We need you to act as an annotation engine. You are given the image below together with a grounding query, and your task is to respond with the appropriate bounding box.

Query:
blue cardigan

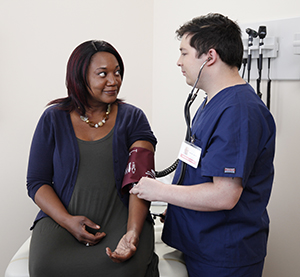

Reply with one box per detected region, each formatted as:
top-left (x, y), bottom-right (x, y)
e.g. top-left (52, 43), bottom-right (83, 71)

top-left (27, 102), bottom-right (157, 229)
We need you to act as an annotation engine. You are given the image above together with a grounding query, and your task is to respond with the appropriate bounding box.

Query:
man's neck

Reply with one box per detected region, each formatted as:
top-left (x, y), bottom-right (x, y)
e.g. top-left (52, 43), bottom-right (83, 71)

top-left (205, 66), bottom-right (245, 103)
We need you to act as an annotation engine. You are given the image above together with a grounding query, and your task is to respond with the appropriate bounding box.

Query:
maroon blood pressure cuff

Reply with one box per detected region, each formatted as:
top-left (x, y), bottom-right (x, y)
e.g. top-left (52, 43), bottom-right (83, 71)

top-left (121, 147), bottom-right (155, 194)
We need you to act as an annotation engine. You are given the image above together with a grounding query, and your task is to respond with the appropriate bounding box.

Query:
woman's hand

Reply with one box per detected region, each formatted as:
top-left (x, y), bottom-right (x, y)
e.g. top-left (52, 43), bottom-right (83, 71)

top-left (34, 185), bottom-right (106, 246)
top-left (63, 215), bottom-right (106, 246)
top-left (160, 209), bottom-right (167, 223)
top-left (106, 230), bottom-right (139, 263)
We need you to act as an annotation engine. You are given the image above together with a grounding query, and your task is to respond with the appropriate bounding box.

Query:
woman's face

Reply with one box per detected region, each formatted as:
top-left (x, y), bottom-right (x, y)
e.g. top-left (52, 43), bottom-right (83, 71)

top-left (86, 51), bottom-right (122, 105)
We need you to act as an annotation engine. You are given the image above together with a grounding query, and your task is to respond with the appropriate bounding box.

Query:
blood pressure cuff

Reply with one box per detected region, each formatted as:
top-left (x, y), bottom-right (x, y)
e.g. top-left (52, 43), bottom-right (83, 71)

top-left (121, 147), bottom-right (155, 194)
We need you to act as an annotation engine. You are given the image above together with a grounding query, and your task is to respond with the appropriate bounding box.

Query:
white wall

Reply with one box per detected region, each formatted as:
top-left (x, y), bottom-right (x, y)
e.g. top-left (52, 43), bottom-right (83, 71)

top-left (1, 0), bottom-right (300, 276)
top-left (152, 1), bottom-right (300, 277)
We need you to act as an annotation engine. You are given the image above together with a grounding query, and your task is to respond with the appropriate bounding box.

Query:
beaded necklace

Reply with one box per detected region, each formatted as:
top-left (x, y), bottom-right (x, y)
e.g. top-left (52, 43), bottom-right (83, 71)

top-left (80, 104), bottom-right (111, 128)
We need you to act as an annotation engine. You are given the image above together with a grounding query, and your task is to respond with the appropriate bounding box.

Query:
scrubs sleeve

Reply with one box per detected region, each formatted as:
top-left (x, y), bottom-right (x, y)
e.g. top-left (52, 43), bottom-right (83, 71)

top-left (200, 105), bottom-right (249, 183)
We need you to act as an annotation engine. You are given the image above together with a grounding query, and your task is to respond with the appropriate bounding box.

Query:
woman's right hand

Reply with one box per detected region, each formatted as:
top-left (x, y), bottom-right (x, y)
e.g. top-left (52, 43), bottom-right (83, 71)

top-left (34, 185), bottom-right (106, 246)
top-left (63, 215), bottom-right (106, 246)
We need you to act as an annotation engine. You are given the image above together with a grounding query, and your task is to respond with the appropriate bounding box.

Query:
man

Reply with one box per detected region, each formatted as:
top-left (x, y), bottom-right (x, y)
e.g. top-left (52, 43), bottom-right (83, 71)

top-left (131, 13), bottom-right (276, 277)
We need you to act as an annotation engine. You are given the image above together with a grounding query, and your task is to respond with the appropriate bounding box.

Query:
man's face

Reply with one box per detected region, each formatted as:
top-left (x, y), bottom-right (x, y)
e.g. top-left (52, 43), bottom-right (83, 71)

top-left (177, 34), bottom-right (205, 88)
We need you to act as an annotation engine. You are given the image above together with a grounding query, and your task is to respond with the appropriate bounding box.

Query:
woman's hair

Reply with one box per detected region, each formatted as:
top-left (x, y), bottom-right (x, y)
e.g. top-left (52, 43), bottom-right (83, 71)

top-left (48, 40), bottom-right (124, 115)
top-left (176, 13), bottom-right (243, 69)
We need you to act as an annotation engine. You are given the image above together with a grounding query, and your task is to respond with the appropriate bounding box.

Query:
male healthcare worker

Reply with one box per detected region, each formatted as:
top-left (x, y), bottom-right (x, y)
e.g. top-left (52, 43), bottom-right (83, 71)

top-left (131, 13), bottom-right (276, 277)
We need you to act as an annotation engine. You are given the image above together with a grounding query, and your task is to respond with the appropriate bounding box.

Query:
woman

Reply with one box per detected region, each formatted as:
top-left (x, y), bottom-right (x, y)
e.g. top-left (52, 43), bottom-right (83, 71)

top-left (27, 40), bottom-right (158, 276)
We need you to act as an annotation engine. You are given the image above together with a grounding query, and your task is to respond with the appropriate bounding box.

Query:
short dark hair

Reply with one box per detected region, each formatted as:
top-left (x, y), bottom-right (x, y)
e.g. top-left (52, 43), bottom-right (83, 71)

top-left (176, 13), bottom-right (243, 69)
top-left (48, 40), bottom-right (124, 114)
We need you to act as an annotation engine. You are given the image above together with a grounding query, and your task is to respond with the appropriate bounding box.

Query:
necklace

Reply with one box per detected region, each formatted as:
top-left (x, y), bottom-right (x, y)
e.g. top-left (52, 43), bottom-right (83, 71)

top-left (80, 104), bottom-right (111, 128)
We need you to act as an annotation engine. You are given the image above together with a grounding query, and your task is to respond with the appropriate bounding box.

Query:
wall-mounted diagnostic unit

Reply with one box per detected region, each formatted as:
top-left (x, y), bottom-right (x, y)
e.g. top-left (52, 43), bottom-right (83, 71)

top-left (239, 17), bottom-right (300, 81)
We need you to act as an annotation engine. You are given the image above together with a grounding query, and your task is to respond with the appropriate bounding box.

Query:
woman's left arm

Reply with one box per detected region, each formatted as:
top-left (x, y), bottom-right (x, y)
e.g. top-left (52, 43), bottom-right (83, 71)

top-left (106, 140), bottom-right (154, 263)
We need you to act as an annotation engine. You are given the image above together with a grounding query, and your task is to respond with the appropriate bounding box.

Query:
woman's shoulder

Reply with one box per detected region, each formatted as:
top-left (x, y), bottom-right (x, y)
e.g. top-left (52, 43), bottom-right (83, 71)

top-left (42, 104), bottom-right (68, 115)
top-left (116, 101), bottom-right (151, 129)
top-left (117, 101), bottom-right (144, 115)
top-left (39, 104), bottom-right (69, 124)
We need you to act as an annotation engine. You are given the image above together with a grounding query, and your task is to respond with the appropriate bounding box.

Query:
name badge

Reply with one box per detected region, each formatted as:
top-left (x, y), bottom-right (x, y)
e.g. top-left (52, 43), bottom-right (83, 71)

top-left (178, 141), bottom-right (202, 168)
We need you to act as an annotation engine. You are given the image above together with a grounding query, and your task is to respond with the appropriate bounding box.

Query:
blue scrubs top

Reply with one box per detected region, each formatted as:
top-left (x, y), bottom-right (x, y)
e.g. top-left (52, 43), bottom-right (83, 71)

top-left (162, 83), bottom-right (276, 267)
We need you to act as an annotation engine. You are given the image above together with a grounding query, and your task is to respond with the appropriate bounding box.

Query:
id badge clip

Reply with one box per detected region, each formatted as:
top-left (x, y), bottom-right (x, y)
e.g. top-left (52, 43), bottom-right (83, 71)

top-left (178, 140), bottom-right (202, 168)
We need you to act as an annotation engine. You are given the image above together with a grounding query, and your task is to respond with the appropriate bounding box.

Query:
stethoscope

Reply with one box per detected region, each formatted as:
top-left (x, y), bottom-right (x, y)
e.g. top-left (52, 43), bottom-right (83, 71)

top-left (152, 58), bottom-right (211, 220)
top-left (176, 57), bottom-right (211, 184)
top-left (155, 58), bottom-right (211, 185)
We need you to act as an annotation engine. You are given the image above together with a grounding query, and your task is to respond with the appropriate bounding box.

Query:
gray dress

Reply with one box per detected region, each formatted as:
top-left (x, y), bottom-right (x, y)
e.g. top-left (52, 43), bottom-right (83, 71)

top-left (29, 129), bottom-right (158, 276)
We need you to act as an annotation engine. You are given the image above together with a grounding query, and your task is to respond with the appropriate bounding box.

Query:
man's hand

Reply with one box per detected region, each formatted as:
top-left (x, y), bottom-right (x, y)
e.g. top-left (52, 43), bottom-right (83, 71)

top-left (130, 177), bottom-right (164, 202)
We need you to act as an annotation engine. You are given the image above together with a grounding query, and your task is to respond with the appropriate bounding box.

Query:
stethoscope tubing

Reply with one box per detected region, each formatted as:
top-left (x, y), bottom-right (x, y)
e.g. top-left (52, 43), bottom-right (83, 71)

top-left (176, 59), bottom-right (209, 185)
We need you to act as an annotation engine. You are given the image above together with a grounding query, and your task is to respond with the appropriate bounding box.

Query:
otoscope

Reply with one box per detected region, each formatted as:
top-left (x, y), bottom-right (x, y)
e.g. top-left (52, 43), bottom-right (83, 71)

top-left (256, 26), bottom-right (267, 99)
top-left (267, 58), bottom-right (272, 110)
top-left (155, 58), bottom-right (211, 185)
top-left (246, 28), bottom-right (258, 82)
